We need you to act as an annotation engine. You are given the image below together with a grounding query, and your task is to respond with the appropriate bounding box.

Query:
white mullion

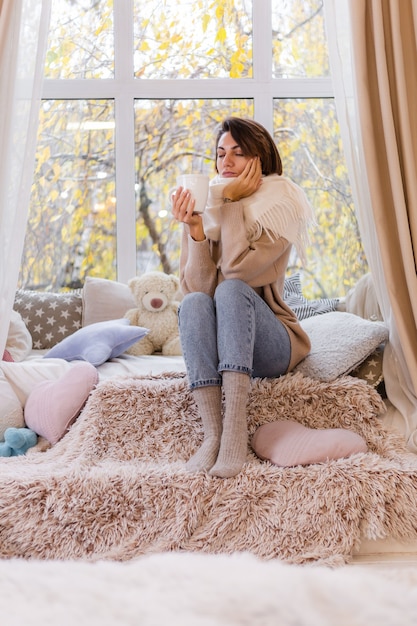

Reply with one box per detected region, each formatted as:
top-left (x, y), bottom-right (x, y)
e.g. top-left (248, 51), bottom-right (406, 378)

top-left (42, 79), bottom-right (118, 99)
top-left (270, 78), bottom-right (334, 99)
top-left (114, 0), bottom-right (134, 81)
top-left (131, 79), bottom-right (256, 99)
top-left (114, 0), bottom-right (137, 282)
top-left (252, 0), bottom-right (273, 132)
top-left (114, 95), bottom-right (137, 283)
top-left (41, 77), bottom-right (333, 101)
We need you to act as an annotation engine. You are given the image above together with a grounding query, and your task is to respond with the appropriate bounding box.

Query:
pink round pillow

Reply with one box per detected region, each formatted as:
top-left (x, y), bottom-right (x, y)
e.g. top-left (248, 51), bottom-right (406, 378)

top-left (24, 361), bottom-right (98, 444)
top-left (251, 420), bottom-right (368, 468)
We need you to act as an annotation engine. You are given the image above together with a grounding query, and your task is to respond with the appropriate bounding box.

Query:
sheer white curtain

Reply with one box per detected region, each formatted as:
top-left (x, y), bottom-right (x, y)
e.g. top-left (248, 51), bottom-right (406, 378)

top-left (0, 0), bottom-right (51, 354)
top-left (324, 0), bottom-right (417, 451)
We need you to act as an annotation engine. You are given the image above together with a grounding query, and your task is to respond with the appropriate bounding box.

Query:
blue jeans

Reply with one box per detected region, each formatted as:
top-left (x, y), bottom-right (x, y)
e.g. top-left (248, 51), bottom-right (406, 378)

top-left (178, 279), bottom-right (291, 389)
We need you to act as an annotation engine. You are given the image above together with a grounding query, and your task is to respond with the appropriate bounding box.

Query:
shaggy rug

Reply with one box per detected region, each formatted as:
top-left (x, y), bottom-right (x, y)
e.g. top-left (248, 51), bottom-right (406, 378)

top-left (2, 552), bottom-right (417, 626)
top-left (1, 372), bottom-right (417, 564)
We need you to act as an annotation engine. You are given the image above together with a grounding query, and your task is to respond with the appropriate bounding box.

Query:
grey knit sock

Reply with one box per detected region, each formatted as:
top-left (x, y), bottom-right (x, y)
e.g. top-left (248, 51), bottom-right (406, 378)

top-left (186, 385), bottom-right (222, 472)
top-left (210, 371), bottom-right (250, 478)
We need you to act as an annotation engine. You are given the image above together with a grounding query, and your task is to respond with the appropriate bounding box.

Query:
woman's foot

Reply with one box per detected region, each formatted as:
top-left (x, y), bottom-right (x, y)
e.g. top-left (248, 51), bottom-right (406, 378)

top-left (186, 385), bottom-right (222, 472)
top-left (186, 436), bottom-right (221, 472)
top-left (209, 427), bottom-right (248, 478)
top-left (209, 371), bottom-right (250, 478)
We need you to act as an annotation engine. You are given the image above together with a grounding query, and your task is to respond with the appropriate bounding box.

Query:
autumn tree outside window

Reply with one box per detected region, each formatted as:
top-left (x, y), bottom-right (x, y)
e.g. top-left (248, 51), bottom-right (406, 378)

top-left (21, 0), bottom-right (367, 298)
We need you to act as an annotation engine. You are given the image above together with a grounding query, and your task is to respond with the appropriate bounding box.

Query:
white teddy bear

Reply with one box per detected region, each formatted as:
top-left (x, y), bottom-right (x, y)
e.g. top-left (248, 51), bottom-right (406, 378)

top-left (124, 271), bottom-right (182, 356)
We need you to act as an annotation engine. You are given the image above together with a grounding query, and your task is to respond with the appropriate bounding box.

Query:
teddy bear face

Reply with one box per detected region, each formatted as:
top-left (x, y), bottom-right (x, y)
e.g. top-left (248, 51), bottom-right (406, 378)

top-left (128, 272), bottom-right (180, 313)
top-left (141, 290), bottom-right (170, 313)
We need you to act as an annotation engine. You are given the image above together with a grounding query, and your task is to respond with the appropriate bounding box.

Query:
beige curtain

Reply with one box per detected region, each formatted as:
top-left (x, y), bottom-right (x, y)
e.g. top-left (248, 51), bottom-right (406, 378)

top-left (325, 0), bottom-right (417, 450)
top-left (0, 0), bottom-right (51, 353)
top-left (351, 0), bottom-right (417, 373)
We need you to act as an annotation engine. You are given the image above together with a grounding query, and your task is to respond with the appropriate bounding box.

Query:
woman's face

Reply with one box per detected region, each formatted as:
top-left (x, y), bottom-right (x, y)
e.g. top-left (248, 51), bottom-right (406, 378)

top-left (216, 132), bottom-right (252, 178)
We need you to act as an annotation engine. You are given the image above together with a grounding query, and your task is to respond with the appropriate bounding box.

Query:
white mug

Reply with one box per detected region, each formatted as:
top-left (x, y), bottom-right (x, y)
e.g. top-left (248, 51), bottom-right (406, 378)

top-left (170, 173), bottom-right (210, 214)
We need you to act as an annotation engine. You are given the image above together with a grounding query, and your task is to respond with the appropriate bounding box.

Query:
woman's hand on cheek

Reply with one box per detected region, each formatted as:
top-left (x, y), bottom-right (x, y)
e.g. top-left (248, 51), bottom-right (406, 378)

top-left (223, 157), bottom-right (263, 202)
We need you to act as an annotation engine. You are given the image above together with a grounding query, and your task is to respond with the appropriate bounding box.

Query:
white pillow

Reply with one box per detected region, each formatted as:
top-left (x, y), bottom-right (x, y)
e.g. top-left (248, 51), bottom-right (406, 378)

top-left (294, 311), bottom-right (389, 382)
top-left (345, 273), bottom-right (383, 321)
top-left (5, 310), bottom-right (32, 361)
top-left (0, 370), bottom-right (25, 439)
top-left (1, 358), bottom-right (73, 406)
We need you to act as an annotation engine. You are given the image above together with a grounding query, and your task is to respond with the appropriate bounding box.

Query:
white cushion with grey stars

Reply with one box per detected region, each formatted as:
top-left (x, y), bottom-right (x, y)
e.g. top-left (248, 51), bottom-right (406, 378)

top-left (14, 290), bottom-right (83, 350)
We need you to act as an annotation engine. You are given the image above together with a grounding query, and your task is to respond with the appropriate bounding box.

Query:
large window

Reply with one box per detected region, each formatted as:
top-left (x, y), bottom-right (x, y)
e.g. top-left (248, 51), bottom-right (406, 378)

top-left (21, 0), bottom-right (367, 297)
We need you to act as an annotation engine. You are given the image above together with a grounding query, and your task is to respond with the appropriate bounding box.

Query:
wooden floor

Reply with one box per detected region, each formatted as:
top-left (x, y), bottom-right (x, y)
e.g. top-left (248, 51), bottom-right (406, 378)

top-left (348, 402), bottom-right (417, 568)
top-left (352, 536), bottom-right (417, 568)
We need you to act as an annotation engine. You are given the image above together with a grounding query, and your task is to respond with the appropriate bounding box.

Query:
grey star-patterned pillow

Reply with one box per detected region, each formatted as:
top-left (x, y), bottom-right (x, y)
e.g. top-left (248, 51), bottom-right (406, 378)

top-left (14, 290), bottom-right (83, 350)
top-left (349, 343), bottom-right (385, 388)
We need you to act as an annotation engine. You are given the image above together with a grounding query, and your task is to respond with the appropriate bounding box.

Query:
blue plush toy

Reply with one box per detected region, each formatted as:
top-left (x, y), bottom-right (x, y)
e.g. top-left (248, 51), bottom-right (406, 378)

top-left (0, 427), bottom-right (38, 457)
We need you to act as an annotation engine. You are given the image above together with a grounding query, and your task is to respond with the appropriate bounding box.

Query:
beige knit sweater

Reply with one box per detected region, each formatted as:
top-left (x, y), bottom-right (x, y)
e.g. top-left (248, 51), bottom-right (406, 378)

top-left (179, 199), bottom-right (311, 372)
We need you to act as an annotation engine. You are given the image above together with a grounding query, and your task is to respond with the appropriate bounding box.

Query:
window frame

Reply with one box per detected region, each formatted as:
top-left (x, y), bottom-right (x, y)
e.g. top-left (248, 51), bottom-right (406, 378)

top-left (41, 0), bottom-right (333, 282)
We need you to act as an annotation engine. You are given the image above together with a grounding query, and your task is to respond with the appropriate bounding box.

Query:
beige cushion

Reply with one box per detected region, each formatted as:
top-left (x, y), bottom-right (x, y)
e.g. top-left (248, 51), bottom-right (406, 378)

top-left (82, 277), bottom-right (135, 326)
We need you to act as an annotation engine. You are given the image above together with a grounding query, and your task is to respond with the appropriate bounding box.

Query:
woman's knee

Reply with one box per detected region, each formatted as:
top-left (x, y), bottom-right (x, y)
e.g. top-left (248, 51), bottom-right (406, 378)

top-left (179, 292), bottom-right (212, 320)
top-left (214, 279), bottom-right (249, 303)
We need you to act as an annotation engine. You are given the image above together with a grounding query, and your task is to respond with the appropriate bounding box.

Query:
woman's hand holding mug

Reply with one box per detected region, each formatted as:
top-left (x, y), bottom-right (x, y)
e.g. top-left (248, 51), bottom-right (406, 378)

top-left (170, 173), bottom-right (209, 241)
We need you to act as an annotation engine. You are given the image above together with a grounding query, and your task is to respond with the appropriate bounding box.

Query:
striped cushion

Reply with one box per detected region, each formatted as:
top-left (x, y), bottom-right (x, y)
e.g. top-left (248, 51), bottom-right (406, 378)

top-left (284, 273), bottom-right (339, 320)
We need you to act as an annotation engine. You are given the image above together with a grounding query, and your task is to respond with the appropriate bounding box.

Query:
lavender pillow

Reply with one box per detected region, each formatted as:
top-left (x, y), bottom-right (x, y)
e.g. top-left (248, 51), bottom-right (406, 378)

top-left (43, 319), bottom-right (148, 367)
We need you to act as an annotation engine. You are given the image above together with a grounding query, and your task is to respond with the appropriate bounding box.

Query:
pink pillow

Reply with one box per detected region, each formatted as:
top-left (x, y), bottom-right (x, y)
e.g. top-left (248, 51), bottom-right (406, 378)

top-left (251, 420), bottom-right (368, 468)
top-left (24, 362), bottom-right (98, 444)
top-left (2, 349), bottom-right (14, 362)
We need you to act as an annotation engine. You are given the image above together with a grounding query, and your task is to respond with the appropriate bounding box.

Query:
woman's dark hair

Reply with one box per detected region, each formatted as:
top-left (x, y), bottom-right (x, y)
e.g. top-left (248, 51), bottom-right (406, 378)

top-left (215, 117), bottom-right (283, 176)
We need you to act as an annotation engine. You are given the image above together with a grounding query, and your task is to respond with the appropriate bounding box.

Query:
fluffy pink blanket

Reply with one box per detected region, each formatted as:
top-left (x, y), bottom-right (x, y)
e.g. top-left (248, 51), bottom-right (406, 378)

top-left (1, 372), bottom-right (416, 565)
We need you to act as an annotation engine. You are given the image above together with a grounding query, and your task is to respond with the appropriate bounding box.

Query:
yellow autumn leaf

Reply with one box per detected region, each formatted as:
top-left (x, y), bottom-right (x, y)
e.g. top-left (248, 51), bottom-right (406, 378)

top-left (202, 14), bottom-right (210, 32)
top-left (42, 146), bottom-right (51, 161)
top-left (216, 27), bottom-right (227, 43)
top-left (230, 62), bottom-right (244, 78)
top-left (52, 163), bottom-right (61, 178)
